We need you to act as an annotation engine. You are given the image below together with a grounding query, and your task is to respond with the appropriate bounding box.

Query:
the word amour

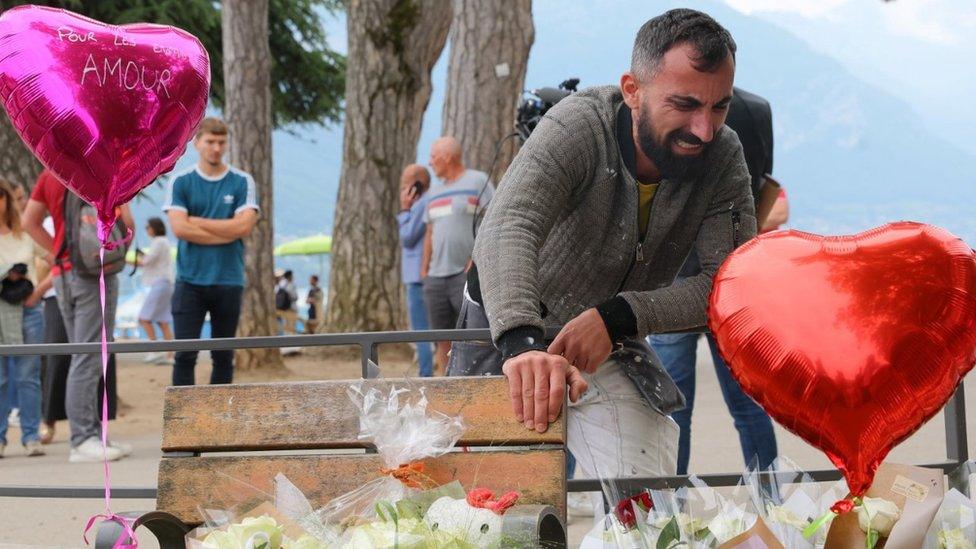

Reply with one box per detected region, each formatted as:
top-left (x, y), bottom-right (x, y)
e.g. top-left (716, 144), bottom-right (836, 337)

top-left (81, 54), bottom-right (172, 98)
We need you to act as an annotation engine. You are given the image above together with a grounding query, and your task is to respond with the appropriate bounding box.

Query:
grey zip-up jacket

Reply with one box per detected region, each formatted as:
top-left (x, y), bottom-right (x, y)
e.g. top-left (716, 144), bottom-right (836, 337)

top-left (473, 86), bottom-right (757, 357)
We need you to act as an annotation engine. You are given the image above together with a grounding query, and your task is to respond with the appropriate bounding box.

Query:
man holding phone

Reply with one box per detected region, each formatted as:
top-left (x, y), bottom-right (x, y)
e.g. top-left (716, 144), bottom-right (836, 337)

top-left (397, 164), bottom-right (435, 377)
top-left (422, 137), bottom-right (493, 373)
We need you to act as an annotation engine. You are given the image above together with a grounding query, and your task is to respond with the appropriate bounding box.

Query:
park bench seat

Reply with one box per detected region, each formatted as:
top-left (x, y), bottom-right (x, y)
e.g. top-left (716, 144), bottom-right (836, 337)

top-left (99, 376), bottom-right (568, 547)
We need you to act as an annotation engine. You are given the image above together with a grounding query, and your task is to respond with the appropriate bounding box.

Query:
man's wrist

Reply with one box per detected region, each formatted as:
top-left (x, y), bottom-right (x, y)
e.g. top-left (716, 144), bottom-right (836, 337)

top-left (497, 326), bottom-right (547, 361)
top-left (595, 296), bottom-right (637, 343)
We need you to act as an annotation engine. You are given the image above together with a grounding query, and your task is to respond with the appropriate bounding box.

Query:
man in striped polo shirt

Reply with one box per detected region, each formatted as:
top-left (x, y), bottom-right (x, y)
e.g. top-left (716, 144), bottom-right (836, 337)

top-left (421, 136), bottom-right (493, 373)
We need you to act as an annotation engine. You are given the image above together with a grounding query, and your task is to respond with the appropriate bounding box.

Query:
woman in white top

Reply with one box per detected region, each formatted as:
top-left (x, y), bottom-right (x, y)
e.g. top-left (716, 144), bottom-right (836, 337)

top-left (0, 177), bottom-right (46, 457)
top-left (136, 217), bottom-right (174, 364)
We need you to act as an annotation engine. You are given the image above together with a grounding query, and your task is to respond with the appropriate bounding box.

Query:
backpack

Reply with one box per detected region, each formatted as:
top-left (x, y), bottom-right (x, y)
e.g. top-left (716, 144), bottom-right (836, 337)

top-left (58, 191), bottom-right (130, 278)
top-left (275, 285), bottom-right (292, 311)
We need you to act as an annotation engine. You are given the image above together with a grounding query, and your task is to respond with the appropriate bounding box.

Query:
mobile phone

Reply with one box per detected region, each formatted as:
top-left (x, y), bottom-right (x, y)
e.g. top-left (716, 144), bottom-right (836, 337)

top-left (411, 180), bottom-right (423, 197)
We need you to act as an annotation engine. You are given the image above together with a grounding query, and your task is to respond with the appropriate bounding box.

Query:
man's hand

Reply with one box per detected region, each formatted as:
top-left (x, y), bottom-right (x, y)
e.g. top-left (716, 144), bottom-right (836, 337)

top-left (22, 199), bottom-right (53, 253)
top-left (189, 209), bottom-right (258, 240)
top-left (547, 308), bottom-right (614, 374)
top-left (25, 288), bottom-right (43, 308)
top-left (167, 210), bottom-right (234, 245)
top-left (501, 350), bottom-right (588, 433)
top-left (399, 185), bottom-right (419, 210)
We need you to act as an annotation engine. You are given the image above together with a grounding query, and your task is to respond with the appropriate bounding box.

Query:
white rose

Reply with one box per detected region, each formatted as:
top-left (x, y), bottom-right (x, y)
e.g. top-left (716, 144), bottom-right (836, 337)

top-left (857, 497), bottom-right (901, 537)
top-left (201, 530), bottom-right (239, 549)
top-left (765, 504), bottom-right (810, 531)
top-left (230, 516), bottom-right (285, 549)
top-left (706, 515), bottom-right (748, 544)
top-left (341, 519), bottom-right (428, 549)
top-left (938, 528), bottom-right (976, 549)
top-left (651, 513), bottom-right (702, 535)
top-left (202, 515), bottom-right (285, 549)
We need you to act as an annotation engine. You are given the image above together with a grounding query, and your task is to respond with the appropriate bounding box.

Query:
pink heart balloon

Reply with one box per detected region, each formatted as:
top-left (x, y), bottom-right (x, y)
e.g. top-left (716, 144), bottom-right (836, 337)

top-left (0, 5), bottom-right (210, 230)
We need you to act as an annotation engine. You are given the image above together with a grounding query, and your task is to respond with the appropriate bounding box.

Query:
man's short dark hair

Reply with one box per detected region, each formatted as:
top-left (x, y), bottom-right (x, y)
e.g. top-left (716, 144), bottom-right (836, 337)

top-left (147, 216), bottom-right (166, 236)
top-left (632, 9), bottom-right (736, 80)
top-left (196, 116), bottom-right (228, 138)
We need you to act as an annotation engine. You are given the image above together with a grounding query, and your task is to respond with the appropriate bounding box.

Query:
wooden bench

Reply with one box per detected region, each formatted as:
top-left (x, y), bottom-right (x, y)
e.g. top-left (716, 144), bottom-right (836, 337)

top-left (97, 377), bottom-right (567, 547)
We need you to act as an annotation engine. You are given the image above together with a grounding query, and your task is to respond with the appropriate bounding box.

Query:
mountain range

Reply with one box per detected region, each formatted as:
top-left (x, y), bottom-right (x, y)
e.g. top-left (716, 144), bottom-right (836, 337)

top-left (130, 0), bottom-right (975, 293)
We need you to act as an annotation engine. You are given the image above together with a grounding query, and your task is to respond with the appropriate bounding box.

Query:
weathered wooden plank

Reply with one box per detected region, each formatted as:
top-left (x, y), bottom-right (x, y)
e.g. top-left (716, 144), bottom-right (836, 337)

top-left (157, 450), bottom-right (566, 524)
top-left (162, 377), bottom-right (565, 451)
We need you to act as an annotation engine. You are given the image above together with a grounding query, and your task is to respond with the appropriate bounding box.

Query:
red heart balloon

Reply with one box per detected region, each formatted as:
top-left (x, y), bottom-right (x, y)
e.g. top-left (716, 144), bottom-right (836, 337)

top-left (708, 222), bottom-right (976, 496)
top-left (0, 5), bottom-right (209, 230)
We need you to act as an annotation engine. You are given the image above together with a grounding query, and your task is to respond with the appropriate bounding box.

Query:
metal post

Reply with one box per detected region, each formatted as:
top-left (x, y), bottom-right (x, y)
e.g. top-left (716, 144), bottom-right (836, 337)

top-left (360, 340), bottom-right (379, 378)
top-left (944, 385), bottom-right (969, 464)
top-left (949, 461), bottom-right (976, 497)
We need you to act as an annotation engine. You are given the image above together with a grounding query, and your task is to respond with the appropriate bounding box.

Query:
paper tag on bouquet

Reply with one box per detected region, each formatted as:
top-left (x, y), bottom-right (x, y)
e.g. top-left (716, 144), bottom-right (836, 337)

top-left (825, 463), bottom-right (944, 549)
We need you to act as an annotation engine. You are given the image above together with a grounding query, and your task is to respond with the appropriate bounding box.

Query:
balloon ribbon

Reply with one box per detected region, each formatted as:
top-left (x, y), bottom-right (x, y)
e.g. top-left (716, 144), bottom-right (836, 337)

top-left (802, 497), bottom-right (861, 540)
top-left (83, 223), bottom-right (136, 548)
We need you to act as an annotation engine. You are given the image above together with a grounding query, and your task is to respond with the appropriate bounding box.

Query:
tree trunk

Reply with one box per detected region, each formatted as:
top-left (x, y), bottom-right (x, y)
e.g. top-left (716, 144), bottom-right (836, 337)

top-left (441, 0), bottom-right (533, 176)
top-left (326, 0), bottom-right (452, 332)
top-left (222, 0), bottom-right (283, 370)
top-left (0, 111), bottom-right (42, 189)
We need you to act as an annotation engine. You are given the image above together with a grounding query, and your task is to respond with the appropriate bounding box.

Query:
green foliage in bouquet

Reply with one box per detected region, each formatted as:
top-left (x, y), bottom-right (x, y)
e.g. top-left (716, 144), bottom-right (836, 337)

top-left (647, 516), bottom-right (711, 549)
top-left (0, 0), bottom-right (346, 128)
top-left (656, 517), bottom-right (682, 549)
top-left (344, 499), bottom-right (466, 549)
top-left (201, 515), bottom-right (283, 549)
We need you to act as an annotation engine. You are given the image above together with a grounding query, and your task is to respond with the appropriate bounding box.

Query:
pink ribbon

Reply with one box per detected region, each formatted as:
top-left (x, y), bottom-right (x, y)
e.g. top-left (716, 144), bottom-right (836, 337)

top-left (84, 219), bottom-right (137, 548)
top-left (83, 514), bottom-right (137, 549)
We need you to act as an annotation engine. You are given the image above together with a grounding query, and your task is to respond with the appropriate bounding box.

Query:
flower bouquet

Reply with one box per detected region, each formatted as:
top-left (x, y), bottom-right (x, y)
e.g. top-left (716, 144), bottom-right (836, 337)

top-left (582, 475), bottom-right (782, 548)
top-left (186, 381), bottom-right (551, 548)
top-left (922, 489), bottom-right (976, 549)
top-left (822, 462), bottom-right (945, 549)
top-left (312, 382), bottom-right (537, 547)
top-left (741, 458), bottom-right (848, 548)
top-left (186, 499), bottom-right (327, 549)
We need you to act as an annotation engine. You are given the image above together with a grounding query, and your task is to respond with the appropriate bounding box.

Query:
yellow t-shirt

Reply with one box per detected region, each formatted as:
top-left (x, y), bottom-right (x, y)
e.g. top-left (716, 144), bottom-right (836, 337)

top-left (638, 182), bottom-right (659, 238)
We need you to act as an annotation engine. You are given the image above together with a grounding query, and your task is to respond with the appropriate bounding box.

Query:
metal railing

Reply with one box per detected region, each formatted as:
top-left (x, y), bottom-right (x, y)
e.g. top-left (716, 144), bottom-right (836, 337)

top-left (0, 327), bottom-right (515, 377)
top-left (0, 328), bottom-right (971, 499)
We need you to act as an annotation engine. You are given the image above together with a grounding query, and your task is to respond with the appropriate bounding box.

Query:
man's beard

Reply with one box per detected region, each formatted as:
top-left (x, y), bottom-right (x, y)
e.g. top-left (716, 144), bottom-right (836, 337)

top-left (636, 113), bottom-right (710, 180)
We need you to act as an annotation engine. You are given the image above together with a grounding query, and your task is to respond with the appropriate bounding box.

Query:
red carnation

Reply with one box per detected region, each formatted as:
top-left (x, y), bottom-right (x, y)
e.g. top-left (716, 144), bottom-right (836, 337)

top-left (613, 492), bottom-right (653, 529)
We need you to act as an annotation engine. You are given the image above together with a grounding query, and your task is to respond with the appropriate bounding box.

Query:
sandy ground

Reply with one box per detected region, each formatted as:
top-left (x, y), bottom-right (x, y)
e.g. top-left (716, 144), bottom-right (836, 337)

top-left (1, 338), bottom-right (974, 547)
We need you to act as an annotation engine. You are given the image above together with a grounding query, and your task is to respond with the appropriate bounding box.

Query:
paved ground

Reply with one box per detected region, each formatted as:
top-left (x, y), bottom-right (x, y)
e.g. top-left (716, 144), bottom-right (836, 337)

top-left (1, 340), bottom-right (974, 547)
